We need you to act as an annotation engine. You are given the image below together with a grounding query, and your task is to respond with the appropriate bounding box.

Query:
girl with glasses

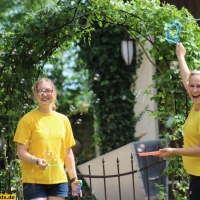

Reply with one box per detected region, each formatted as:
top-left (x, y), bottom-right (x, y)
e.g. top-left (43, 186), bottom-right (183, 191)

top-left (14, 77), bottom-right (82, 200)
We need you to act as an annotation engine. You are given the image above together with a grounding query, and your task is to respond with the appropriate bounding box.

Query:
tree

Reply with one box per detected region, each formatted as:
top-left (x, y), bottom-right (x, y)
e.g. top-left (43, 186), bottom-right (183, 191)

top-left (0, 0), bottom-right (57, 31)
top-left (0, 0), bottom-right (90, 195)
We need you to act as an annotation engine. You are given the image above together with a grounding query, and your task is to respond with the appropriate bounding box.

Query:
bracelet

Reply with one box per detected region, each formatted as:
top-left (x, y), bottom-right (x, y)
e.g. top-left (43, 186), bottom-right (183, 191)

top-left (71, 177), bottom-right (78, 182)
top-left (36, 158), bottom-right (40, 165)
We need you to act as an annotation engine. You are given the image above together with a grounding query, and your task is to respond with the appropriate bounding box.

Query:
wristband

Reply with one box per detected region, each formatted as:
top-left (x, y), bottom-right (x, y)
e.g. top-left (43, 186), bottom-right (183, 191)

top-left (71, 177), bottom-right (78, 182)
top-left (36, 158), bottom-right (40, 165)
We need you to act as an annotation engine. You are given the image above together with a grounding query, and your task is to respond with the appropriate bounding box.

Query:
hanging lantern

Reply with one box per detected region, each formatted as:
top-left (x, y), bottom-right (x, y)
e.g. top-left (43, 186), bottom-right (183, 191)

top-left (121, 37), bottom-right (134, 66)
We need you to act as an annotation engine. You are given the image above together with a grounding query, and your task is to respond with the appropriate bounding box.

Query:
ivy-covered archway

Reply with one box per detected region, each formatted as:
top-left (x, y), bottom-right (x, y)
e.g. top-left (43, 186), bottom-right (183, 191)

top-left (1, 0), bottom-right (200, 198)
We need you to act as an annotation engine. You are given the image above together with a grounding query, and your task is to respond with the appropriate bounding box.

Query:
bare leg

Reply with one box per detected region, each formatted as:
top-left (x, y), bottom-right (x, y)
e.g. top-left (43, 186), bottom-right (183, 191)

top-left (48, 197), bottom-right (65, 200)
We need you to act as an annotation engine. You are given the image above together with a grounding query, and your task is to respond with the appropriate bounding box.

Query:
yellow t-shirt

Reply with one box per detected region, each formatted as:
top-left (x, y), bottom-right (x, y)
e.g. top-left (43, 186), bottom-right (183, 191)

top-left (13, 109), bottom-right (75, 184)
top-left (183, 106), bottom-right (200, 176)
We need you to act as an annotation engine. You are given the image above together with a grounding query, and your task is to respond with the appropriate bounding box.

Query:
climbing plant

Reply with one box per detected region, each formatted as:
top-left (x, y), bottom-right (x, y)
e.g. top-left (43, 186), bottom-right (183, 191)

top-left (77, 24), bottom-right (138, 155)
top-left (1, 0), bottom-right (200, 199)
top-left (82, 1), bottom-right (200, 199)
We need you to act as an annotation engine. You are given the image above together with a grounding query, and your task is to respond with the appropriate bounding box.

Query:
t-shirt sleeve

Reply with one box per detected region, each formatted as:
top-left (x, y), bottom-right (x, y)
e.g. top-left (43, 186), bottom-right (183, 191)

top-left (13, 118), bottom-right (32, 145)
top-left (64, 117), bottom-right (76, 148)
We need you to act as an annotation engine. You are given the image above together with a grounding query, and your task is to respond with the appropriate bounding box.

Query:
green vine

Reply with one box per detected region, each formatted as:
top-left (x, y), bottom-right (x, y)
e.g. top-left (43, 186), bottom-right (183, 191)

top-left (77, 25), bottom-right (138, 154)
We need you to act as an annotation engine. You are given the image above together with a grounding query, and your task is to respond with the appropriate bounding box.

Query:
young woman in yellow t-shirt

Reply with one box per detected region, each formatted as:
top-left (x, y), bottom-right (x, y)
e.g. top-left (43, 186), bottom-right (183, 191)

top-left (14, 77), bottom-right (82, 200)
top-left (159, 43), bottom-right (200, 200)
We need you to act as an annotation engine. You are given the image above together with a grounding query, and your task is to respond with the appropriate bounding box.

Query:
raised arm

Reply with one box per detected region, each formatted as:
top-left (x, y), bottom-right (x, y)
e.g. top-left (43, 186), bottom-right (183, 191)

top-left (176, 43), bottom-right (191, 92)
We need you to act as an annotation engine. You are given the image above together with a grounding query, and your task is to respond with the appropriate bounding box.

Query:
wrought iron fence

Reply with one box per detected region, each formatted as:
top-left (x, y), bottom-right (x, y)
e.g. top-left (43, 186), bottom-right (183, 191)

top-left (75, 154), bottom-right (166, 200)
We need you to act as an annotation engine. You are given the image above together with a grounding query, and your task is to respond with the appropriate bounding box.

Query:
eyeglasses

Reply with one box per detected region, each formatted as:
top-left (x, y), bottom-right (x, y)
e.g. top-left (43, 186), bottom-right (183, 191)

top-left (37, 89), bottom-right (53, 95)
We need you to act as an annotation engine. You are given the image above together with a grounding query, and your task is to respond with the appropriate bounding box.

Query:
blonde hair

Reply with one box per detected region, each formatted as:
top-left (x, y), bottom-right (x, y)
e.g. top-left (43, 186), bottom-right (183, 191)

top-left (32, 77), bottom-right (57, 110)
top-left (188, 70), bottom-right (200, 82)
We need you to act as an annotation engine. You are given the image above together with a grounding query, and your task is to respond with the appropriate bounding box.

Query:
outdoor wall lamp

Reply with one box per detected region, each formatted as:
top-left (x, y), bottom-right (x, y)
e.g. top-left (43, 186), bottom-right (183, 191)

top-left (121, 34), bottom-right (134, 66)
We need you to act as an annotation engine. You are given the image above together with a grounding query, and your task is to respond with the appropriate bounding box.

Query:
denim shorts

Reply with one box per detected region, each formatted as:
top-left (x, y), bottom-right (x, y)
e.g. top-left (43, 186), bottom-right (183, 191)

top-left (23, 183), bottom-right (68, 200)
